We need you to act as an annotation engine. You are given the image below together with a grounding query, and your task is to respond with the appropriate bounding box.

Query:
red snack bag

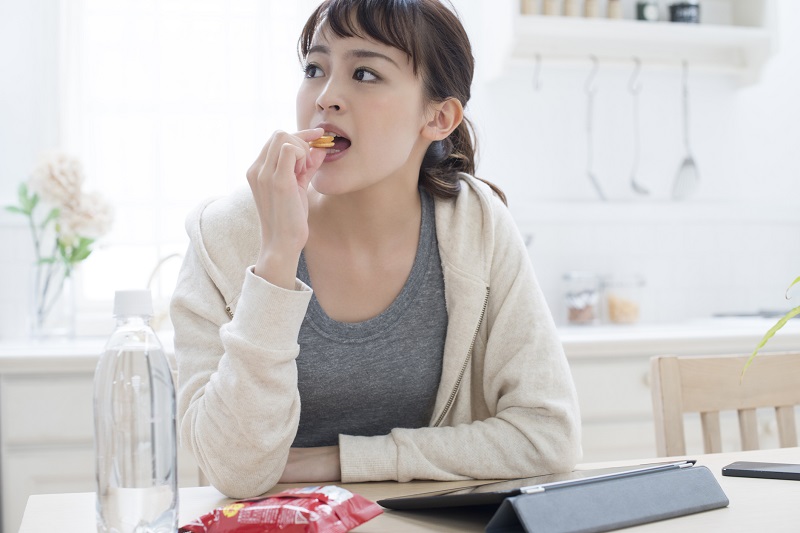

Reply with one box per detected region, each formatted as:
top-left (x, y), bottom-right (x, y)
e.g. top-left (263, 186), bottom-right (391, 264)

top-left (179, 485), bottom-right (383, 533)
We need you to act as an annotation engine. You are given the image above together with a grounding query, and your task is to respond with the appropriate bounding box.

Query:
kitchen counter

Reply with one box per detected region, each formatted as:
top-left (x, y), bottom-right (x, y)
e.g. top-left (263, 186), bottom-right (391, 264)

top-left (560, 317), bottom-right (800, 359)
top-left (1, 318), bottom-right (796, 371)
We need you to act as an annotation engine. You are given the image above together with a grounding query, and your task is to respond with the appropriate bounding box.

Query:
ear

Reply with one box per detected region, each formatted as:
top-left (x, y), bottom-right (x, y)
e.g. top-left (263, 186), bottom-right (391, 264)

top-left (422, 98), bottom-right (464, 141)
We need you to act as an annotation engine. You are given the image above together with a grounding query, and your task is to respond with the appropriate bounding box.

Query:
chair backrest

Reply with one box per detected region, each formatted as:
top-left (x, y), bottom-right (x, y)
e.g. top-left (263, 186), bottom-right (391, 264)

top-left (650, 352), bottom-right (800, 456)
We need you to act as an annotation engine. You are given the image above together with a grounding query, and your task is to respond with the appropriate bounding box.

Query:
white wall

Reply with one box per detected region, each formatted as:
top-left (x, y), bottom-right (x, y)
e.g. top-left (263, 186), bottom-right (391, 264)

top-left (460, 0), bottom-right (800, 324)
top-left (1, 0), bottom-right (799, 338)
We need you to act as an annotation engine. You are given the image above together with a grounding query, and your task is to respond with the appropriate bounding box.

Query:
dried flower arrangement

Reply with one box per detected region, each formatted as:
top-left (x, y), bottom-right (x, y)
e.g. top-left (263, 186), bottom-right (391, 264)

top-left (5, 152), bottom-right (113, 336)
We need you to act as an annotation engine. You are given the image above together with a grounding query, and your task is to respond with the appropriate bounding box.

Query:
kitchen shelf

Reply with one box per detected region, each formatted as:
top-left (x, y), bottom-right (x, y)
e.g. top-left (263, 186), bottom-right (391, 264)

top-left (511, 5), bottom-right (777, 85)
top-left (510, 200), bottom-right (800, 225)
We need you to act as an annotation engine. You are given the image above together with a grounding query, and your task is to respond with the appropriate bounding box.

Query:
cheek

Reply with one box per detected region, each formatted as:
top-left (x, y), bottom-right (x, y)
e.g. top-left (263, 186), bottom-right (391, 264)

top-left (369, 93), bottom-right (427, 143)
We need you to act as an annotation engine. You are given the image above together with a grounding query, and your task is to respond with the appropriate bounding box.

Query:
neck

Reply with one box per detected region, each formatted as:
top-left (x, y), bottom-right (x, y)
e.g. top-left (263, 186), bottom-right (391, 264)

top-left (307, 178), bottom-right (422, 251)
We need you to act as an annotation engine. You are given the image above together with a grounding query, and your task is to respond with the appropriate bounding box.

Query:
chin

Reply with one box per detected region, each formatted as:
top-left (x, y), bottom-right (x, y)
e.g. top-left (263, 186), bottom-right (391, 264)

top-left (310, 173), bottom-right (350, 196)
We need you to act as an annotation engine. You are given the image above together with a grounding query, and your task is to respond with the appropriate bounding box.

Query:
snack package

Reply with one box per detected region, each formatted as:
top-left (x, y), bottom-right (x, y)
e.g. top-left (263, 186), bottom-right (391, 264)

top-left (179, 485), bottom-right (383, 533)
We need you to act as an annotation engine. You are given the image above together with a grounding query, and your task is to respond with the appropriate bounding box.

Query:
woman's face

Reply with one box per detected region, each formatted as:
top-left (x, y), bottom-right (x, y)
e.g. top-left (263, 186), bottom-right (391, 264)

top-left (296, 28), bottom-right (432, 196)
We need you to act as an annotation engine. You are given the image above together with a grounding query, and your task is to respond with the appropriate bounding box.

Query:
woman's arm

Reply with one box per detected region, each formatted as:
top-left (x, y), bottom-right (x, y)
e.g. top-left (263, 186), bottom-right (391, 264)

top-left (173, 128), bottom-right (329, 498)
top-left (172, 244), bottom-right (312, 498)
top-left (279, 446), bottom-right (341, 483)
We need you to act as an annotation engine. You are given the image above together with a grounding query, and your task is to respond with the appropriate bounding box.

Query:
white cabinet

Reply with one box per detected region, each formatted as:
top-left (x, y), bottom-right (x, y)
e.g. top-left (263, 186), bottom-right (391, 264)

top-left (0, 345), bottom-right (200, 533)
top-left (563, 319), bottom-right (800, 462)
top-left (511, 0), bottom-right (777, 85)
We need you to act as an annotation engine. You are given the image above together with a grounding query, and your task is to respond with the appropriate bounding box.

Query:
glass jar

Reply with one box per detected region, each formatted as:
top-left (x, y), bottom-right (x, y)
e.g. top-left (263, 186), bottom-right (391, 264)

top-left (520, 0), bottom-right (540, 15)
top-left (636, 1), bottom-right (659, 21)
top-left (543, 0), bottom-right (560, 16)
top-left (602, 274), bottom-right (645, 324)
top-left (669, 1), bottom-right (700, 23)
top-left (564, 272), bottom-right (601, 325)
top-left (607, 0), bottom-right (623, 19)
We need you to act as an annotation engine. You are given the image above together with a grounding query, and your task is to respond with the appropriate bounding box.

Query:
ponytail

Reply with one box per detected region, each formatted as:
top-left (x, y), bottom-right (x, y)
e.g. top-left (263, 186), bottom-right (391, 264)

top-left (420, 117), bottom-right (507, 205)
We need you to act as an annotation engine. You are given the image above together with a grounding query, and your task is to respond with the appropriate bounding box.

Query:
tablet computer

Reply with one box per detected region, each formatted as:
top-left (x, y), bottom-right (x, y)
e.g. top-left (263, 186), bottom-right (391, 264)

top-left (378, 459), bottom-right (696, 510)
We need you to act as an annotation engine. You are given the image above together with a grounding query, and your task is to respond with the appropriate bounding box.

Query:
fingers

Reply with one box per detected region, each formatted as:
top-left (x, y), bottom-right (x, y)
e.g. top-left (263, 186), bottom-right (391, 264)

top-left (298, 149), bottom-right (327, 189)
top-left (247, 128), bottom-right (323, 185)
top-left (276, 143), bottom-right (310, 191)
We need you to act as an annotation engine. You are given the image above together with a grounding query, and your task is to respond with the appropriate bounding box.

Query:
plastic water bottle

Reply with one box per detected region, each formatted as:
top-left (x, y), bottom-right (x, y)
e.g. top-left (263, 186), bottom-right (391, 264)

top-left (94, 290), bottom-right (178, 532)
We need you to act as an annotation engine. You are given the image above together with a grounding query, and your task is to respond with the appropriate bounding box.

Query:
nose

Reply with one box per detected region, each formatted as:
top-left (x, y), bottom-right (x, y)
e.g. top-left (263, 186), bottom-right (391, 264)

top-left (316, 79), bottom-right (344, 112)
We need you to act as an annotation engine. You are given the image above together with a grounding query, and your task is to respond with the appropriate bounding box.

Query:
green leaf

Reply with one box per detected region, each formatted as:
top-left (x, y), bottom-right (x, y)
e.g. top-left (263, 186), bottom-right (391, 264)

top-left (37, 257), bottom-right (57, 265)
top-left (63, 237), bottom-right (94, 264)
top-left (40, 207), bottom-right (59, 229)
top-left (17, 182), bottom-right (29, 207)
top-left (4, 205), bottom-right (25, 215)
top-left (742, 304), bottom-right (800, 380)
top-left (785, 276), bottom-right (800, 299)
top-left (72, 248), bottom-right (92, 262)
top-left (18, 183), bottom-right (38, 213)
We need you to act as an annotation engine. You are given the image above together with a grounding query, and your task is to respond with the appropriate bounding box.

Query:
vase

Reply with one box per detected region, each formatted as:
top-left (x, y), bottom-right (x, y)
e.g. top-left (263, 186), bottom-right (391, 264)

top-left (29, 262), bottom-right (76, 340)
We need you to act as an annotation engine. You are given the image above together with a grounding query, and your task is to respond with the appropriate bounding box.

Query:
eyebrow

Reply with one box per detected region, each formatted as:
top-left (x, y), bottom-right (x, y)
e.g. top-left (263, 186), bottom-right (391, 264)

top-left (307, 44), bottom-right (401, 68)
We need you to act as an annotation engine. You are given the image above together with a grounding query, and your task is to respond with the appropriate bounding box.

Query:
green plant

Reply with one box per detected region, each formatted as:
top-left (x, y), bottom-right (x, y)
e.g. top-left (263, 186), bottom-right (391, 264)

top-left (742, 276), bottom-right (800, 377)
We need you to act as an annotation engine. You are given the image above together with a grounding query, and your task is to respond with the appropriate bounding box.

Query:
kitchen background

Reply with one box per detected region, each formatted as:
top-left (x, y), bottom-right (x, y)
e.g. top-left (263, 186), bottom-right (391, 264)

top-left (1, 1), bottom-right (799, 531)
top-left (2, 0), bottom-right (799, 337)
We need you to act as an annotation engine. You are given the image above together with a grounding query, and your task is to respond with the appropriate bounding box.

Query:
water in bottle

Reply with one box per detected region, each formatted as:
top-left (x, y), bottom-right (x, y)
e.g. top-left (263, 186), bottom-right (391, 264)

top-left (94, 289), bottom-right (178, 532)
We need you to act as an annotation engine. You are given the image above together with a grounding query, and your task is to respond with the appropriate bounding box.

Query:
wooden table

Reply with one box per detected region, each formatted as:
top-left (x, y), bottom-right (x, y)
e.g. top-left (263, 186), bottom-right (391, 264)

top-left (19, 447), bottom-right (800, 532)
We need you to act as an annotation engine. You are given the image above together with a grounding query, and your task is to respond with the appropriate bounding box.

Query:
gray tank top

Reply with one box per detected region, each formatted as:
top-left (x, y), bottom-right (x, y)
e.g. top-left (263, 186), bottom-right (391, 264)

top-left (293, 190), bottom-right (447, 447)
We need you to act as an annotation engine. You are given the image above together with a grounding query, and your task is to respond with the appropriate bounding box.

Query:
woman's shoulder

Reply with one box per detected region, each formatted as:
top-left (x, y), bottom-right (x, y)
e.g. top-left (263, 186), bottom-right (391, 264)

top-left (185, 188), bottom-right (258, 243)
top-left (436, 173), bottom-right (513, 229)
top-left (184, 188), bottom-right (259, 278)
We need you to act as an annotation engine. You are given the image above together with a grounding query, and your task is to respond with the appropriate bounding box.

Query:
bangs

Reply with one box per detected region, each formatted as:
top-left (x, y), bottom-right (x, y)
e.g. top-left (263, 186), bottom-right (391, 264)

top-left (299, 0), bottom-right (421, 74)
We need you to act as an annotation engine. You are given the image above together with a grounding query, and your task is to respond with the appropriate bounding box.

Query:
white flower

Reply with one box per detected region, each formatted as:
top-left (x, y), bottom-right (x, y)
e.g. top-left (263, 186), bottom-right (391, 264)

top-left (59, 191), bottom-right (115, 241)
top-left (28, 152), bottom-right (85, 210)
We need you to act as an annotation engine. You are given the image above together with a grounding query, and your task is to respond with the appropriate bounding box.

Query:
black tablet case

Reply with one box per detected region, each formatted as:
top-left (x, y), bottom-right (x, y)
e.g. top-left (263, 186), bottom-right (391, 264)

top-left (484, 465), bottom-right (728, 533)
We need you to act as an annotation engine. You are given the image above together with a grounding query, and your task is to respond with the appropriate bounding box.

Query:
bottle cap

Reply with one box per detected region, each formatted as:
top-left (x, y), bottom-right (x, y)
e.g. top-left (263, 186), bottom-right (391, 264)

top-left (114, 289), bottom-right (154, 317)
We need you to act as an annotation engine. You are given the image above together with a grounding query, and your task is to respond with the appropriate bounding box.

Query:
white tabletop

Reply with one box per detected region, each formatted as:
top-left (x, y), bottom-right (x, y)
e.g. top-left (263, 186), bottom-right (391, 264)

top-left (19, 447), bottom-right (800, 532)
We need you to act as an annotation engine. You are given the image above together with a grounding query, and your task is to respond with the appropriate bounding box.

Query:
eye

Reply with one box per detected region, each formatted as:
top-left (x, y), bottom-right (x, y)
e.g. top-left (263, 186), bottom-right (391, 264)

top-left (353, 68), bottom-right (379, 82)
top-left (304, 63), bottom-right (324, 79)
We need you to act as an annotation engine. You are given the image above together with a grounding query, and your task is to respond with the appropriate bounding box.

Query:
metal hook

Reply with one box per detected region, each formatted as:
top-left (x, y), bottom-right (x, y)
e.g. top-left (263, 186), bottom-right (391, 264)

top-left (628, 57), bottom-right (642, 94)
top-left (532, 53), bottom-right (542, 91)
top-left (585, 55), bottom-right (599, 94)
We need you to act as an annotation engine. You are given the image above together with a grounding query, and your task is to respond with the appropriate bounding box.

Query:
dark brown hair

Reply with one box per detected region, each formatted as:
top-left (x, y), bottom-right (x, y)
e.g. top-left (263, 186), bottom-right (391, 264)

top-left (298, 0), bottom-right (507, 204)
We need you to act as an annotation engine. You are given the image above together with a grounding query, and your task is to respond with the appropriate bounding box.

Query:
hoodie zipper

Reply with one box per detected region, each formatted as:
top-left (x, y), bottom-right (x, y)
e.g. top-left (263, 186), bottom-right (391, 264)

top-left (433, 286), bottom-right (490, 427)
top-left (225, 305), bottom-right (234, 319)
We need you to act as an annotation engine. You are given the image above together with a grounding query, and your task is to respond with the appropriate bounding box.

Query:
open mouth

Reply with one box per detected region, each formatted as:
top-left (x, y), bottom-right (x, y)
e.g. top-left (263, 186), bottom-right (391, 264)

top-left (324, 131), bottom-right (351, 153)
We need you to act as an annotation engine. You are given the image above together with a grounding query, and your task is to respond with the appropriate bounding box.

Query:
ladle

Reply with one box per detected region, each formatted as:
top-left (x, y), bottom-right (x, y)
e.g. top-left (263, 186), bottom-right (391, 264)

top-left (629, 58), bottom-right (649, 195)
top-left (672, 61), bottom-right (700, 200)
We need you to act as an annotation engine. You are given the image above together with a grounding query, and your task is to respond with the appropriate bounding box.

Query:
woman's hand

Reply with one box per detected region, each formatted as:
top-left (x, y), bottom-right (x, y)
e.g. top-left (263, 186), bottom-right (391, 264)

top-left (246, 128), bottom-right (327, 289)
top-left (279, 446), bottom-right (341, 483)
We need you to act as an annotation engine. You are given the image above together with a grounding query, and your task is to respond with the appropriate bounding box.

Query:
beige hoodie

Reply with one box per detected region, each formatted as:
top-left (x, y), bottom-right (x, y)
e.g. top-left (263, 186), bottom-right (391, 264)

top-left (171, 174), bottom-right (582, 499)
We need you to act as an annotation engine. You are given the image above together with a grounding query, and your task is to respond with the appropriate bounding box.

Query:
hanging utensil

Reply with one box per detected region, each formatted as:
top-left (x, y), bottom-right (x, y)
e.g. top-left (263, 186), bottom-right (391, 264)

top-left (585, 56), bottom-right (607, 201)
top-left (672, 61), bottom-right (700, 200)
top-left (628, 58), bottom-right (649, 195)
top-left (532, 53), bottom-right (542, 92)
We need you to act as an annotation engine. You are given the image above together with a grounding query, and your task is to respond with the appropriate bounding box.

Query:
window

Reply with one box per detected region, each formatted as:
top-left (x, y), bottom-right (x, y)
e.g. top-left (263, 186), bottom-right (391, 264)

top-left (62, 0), bottom-right (321, 333)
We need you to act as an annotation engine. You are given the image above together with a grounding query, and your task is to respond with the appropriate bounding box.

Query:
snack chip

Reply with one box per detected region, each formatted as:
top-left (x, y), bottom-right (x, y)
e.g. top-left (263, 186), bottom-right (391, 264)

top-left (179, 485), bottom-right (383, 533)
top-left (309, 136), bottom-right (335, 148)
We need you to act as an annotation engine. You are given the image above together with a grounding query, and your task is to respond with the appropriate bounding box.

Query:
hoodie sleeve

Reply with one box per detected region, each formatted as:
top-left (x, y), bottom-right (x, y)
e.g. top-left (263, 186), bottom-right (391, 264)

top-left (339, 187), bottom-right (582, 483)
top-left (171, 216), bottom-right (311, 499)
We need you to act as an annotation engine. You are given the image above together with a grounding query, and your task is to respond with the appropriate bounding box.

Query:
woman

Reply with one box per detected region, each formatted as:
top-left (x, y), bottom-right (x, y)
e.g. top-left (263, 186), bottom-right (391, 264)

top-left (171, 0), bottom-right (581, 499)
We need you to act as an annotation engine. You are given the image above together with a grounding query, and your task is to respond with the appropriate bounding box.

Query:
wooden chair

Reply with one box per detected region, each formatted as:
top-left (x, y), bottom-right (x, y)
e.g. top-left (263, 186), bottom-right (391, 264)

top-left (650, 352), bottom-right (800, 456)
